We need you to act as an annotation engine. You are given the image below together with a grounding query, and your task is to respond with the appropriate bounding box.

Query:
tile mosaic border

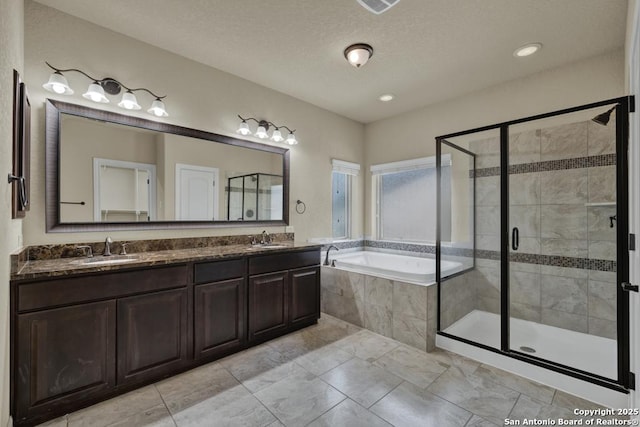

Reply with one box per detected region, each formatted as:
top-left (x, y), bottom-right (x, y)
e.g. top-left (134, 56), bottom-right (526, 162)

top-left (360, 240), bottom-right (616, 273)
top-left (472, 153), bottom-right (616, 178)
top-left (320, 240), bottom-right (364, 251)
top-left (364, 239), bottom-right (435, 254)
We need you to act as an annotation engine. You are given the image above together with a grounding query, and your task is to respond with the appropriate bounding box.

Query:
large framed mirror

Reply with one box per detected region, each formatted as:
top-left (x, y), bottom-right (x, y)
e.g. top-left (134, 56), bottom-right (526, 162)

top-left (46, 99), bottom-right (290, 232)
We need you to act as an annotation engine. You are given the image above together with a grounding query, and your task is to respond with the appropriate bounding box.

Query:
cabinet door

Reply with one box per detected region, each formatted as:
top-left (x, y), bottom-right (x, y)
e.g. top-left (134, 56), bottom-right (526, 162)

top-left (290, 266), bottom-right (320, 327)
top-left (15, 301), bottom-right (116, 421)
top-left (117, 288), bottom-right (188, 385)
top-left (194, 278), bottom-right (246, 360)
top-left (248, 271), bottom-right (288, 342)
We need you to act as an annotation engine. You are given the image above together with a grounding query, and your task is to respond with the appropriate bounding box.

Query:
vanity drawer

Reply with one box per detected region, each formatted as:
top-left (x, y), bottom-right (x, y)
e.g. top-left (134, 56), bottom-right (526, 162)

top-left (193, 258), bottom-right (245, 284)
top-left (17, 264), bottom-right (188, 312)
top-left (249, 249), bottom-right (319, 276)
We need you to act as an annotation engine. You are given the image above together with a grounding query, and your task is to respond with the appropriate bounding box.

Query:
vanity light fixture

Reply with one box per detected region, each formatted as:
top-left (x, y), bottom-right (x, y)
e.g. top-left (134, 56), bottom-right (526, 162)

top-left (42, 62), bottom-right (168, 117)
top-left (236, 115), bottom-right (299, 145)
top-left (344, 43), bottom-right (374, 68)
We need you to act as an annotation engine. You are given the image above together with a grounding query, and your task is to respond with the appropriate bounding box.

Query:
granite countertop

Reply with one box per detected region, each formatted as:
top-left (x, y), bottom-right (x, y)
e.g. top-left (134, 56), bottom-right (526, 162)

top-left (12, 242), bottom-right (322, 281)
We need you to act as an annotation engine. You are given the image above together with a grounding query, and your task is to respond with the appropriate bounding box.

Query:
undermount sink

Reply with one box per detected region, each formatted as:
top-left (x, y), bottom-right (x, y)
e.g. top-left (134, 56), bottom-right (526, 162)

top-left (72, 255), bottom-right (139, 266)
top-left (249, 244), bottom-right (288, 249)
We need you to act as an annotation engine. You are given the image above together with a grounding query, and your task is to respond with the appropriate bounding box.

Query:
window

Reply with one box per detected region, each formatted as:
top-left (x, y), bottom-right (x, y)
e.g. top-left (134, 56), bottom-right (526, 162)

top-left (331, 159), bottom-right (360, 239)
top-left (371, 155), bottom-right (450, 242)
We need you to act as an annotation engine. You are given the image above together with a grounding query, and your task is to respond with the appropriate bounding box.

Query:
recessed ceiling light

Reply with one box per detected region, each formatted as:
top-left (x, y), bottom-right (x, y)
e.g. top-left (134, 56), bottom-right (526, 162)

top-left (514, 42), bottom-right (542, 57)
top-left (379, 94), bottom-right (394, 102)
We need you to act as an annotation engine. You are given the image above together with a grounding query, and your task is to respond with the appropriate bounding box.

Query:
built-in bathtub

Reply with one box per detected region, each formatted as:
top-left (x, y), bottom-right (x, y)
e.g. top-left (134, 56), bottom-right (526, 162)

top-left (332, 251), bottom-right (462, 284)
top-left (321, 250), bottom-right (462, 352)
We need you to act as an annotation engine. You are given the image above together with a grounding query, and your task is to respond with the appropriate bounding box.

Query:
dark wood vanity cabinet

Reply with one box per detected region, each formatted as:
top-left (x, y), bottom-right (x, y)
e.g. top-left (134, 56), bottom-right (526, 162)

top-left (248, 271), bottom-right (289, 342)
top-left (290, 266), bottom-right (321, 327)
top-left (12, 264), bottom-right (188, 425)
top-left (11, 247), bottom-right (320, 426)
top-left (15, 301), bottom-right (116, 422)
top-left (117, 288), bottom-right (189, 385)
top-left (248, 249), bottom-right (321, 343)
top-left (193, 258), bottom-right (246, 360)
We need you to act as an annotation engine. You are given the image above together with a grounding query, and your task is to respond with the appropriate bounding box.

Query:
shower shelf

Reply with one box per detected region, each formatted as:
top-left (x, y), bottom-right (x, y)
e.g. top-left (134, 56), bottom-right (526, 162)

top-left (584, 202), bottom-right (616, 207)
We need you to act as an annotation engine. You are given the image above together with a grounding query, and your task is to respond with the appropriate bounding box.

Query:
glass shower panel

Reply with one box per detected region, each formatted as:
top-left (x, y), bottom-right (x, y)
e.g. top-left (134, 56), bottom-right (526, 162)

top-left (257, 174), bottom-right (282, 220)
top-left (508, 106), bottom-right (618, 380)
top-left (438, 128), bottom-right (501, 349)
top-left (243, 175), bottom-right (258, 221)
top-left (228, 176), bottom-right (243, 220)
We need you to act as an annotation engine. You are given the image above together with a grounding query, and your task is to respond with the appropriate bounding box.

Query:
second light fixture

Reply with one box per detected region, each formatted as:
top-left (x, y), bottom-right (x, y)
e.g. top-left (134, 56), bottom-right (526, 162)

top-left (237, 115), bottom-right (298, 145)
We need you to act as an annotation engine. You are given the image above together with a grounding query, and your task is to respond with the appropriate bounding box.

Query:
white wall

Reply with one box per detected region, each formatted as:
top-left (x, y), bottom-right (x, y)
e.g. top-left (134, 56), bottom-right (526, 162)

top-left (364, 50), bottom-right (626, 237)
top-left (23, 0), bottom-right (365, 245)
top-left (0, 0), bottom-right (24, 423)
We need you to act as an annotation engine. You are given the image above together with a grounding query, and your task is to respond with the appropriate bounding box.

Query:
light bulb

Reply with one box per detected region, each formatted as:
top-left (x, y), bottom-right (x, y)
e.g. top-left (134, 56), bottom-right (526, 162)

top-left (43, 72), bottom-right (73, 95)
top-left (271, 129), bottom-right (284, 142)
top-left (286, 132), bottom-right (298, 145)
top-left (118, 91), bottom-right (141, 110)
top-left (52, 83), bottom-right (66, 94)
top-left (255, 125), bottom-right (269, 139)
top-left (82, 82), bottom-right (109, 103)
top-left (237, 121), bottom-right (251, 135)
top-left (147, 99), bottom-right (169, 117)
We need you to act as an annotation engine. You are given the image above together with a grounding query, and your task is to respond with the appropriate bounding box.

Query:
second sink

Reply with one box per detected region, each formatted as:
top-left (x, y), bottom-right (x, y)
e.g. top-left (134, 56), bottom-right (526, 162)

top-left (72, 255), bottom-right (139, 266)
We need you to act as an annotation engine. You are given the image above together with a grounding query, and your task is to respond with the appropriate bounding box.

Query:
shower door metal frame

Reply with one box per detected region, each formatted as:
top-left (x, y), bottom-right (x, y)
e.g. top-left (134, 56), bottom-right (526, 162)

top-left (436, 95), bottom-right (634, 393)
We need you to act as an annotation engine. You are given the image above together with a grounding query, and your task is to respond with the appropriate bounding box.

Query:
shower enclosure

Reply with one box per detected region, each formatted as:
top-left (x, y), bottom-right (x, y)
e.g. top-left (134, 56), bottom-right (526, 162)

top-left (227, 173), bottom-right (283, 221)
top-left (436, 96), bottom-right (633, 392)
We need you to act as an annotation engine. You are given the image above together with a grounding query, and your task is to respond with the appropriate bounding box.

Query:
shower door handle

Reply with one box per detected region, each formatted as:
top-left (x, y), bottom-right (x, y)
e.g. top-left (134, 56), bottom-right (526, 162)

top-left (511, 227), bottom-right (519, 251)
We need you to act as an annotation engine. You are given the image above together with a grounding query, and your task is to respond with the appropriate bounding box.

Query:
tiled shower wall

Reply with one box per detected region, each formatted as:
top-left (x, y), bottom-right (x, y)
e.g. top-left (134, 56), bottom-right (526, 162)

top-left (471, 115), bottom-right (617, 339)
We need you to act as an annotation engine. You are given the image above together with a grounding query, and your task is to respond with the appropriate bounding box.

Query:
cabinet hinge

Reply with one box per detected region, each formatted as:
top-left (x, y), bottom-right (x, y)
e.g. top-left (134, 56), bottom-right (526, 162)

top-left (629, 372), bottom-right (636, 390)
top-left (621, 282), bottom-right (639, 292)
top-left (630, 233), bottom-right (636, 251)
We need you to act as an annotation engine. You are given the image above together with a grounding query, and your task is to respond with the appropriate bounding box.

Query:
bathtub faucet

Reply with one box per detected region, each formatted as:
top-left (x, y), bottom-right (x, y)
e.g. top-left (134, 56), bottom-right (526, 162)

top-left (324, 245), bottom-right (339, 266)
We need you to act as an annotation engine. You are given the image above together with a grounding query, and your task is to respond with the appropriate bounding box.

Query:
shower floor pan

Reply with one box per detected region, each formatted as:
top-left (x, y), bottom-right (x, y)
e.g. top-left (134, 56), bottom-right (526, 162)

top-left (444, 310), bottom-right (617, 380)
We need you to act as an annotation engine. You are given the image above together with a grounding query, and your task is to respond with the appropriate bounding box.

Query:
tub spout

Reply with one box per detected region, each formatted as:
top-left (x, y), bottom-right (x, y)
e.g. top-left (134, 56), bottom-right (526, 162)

top-left (324, 245), bottom-right (339, 266)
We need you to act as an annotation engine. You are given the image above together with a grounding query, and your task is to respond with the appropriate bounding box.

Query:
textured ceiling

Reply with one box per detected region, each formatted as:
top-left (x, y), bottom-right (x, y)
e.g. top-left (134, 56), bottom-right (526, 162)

top-left (34, 0), bottom-right (628, 123)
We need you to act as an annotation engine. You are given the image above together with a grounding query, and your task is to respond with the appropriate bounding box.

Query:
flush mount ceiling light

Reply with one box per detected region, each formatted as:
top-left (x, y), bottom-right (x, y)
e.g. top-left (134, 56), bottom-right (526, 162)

top-left (379, 94), bottom-right (394, 102)
top-left (42, 62), bottom-right (169, 117)
top-left (237, 115), bottom-right (298, 145)
top-left (513, 42), bottom-right (542, 57)
top-left (344, 43), bottom-right (374, 68)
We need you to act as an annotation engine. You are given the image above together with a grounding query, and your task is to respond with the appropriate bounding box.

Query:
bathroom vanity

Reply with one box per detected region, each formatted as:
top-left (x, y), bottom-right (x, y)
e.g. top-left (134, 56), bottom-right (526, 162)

top-left (10, 243), bottom-right (320, 426)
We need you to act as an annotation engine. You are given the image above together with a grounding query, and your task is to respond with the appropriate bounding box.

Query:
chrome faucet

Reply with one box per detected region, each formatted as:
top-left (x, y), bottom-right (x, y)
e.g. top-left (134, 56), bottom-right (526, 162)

top-left (261, 230), bottom-right (271, 245)
top-left (103, 237), bottom-right (113, 256)
top-left (324, 245), bottom-right (339, 266)
top-left (76, 245), bottom-right (93, 258)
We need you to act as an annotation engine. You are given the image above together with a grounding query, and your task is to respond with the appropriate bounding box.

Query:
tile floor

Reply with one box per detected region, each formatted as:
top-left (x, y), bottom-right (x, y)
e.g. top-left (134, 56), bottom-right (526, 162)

top-left (39, 313), bottom-right (621, 427)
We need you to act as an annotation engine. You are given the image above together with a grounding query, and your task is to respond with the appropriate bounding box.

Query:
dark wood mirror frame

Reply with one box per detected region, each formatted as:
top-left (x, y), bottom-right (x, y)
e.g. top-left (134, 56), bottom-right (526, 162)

top-left (12, 70), bottom-right (31, 219)
top-left (45, 99), bottom-right (290, 232)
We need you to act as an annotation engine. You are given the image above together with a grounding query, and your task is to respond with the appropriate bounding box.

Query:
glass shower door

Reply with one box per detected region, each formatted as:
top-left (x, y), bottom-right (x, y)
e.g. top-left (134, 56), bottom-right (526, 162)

top-left (508, 107), bottom-right (619, 380)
